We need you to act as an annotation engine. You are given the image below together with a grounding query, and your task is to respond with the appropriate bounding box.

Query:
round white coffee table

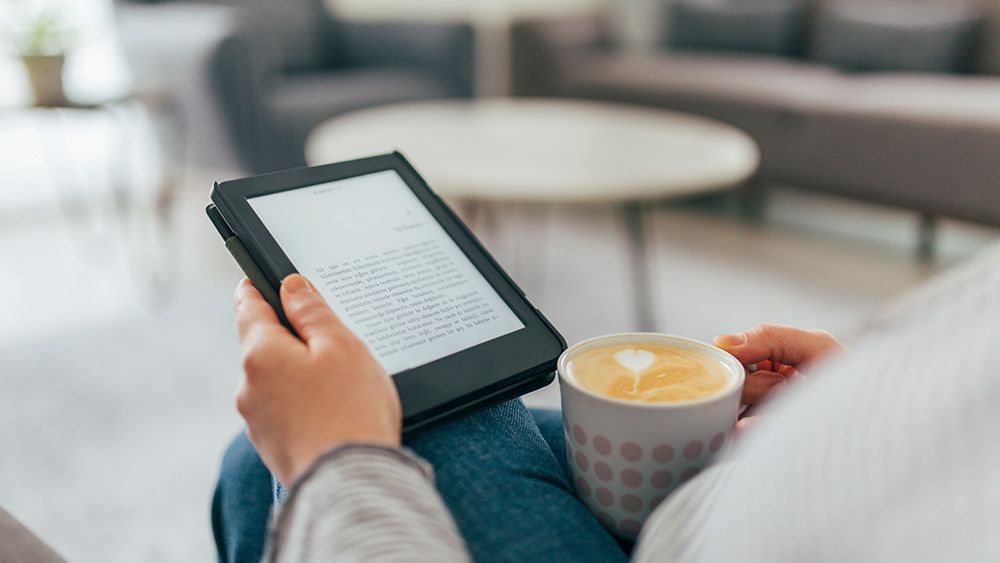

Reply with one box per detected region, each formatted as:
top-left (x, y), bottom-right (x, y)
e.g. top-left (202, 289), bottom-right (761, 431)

top-left (306, 98), bottom-right (759, 330)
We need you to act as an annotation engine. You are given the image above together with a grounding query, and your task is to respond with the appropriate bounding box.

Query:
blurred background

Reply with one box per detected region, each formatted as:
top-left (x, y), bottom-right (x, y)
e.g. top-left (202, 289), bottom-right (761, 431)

top-left (2, 0), bottom-right (1000, 560)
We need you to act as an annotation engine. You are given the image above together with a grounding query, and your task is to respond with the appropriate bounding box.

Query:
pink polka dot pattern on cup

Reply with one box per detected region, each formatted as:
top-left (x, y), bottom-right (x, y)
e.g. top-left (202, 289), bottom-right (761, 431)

top-left (575, 451), bottom-right (589, 472)
top-left (620, 519), bottom-right (642, 536)
top-left (594, 462), bottom-right (613, 482)
top-left (595, 487), bottom-right (614, 507)
top-left (620, 494), bottom-right (642, 513)
top-left (573, 424), bottom-right (588, 446)
top-left (620, 442), bottom-right (643, 461)
top-left (576, 476), bottom-right (592, 497)
top-left (596, 512), bottom-right (616, 530)
top-left (593, 435), bottom-right (612, 456)
top-left (649, 495), bottom-right (666, 511)
top-left (652, 444), bottom-right (675, 463)
top-left (710, 432), bottom-right (725, 452)
top-left (680, 466), bottom-right (701, 482)
top-left (651, 470), bottom-right (673, 489)
top-left (683, 440), bottom-right (704, 460)
top-left (620, 468), bottom-right (642, 487)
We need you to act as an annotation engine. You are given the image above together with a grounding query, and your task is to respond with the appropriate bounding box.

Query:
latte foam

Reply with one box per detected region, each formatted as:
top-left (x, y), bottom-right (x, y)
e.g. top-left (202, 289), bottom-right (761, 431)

top-left (567, 343), bottom-right (731, 403)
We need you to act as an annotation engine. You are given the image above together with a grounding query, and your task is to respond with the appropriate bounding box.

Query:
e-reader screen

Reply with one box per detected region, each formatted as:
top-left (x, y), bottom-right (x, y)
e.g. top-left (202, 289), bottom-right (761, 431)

top-left (248, 170), bottom-right (525, 375)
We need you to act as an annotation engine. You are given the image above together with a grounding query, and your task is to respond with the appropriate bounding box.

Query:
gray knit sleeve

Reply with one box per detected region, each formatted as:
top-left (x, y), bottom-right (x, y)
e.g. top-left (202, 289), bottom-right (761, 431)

top-left (0, 506), bottom-right (67, 563)
top-left (264, 444), bottom-right (471, 563)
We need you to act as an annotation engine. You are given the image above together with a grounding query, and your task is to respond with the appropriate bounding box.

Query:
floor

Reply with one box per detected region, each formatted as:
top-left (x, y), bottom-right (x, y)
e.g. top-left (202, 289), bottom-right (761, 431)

top-left (1, 167), bottom-right (997, 562)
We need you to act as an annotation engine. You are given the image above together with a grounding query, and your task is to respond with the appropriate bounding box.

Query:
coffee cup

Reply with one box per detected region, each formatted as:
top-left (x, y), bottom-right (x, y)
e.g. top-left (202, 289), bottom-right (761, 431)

top-left (557, 333), bottom-right (744, 539)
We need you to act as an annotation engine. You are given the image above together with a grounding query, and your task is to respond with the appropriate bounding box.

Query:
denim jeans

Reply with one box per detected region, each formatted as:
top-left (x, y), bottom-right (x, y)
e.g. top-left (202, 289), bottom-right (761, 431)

top-left (212, 400), bottom-right (629, 563)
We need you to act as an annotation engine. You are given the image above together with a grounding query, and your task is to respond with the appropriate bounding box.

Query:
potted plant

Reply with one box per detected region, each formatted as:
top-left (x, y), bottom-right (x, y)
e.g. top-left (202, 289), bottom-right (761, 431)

top-left (7, 4), bottom-right (71, 106)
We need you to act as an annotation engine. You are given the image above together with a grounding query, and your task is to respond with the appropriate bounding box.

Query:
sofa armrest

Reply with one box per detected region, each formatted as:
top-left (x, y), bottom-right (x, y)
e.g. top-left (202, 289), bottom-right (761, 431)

top-left (335, 20), bottom-right (476, 97)
top-left (207, 11), bottom-right (295, 173)
top-left (510, 13), bottom-right (613, 97)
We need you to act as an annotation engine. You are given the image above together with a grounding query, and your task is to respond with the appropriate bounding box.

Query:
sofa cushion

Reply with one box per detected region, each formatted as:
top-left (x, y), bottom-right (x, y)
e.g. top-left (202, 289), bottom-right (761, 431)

top-left (771, 73), bottom-right (1000, 223)
top-left (669, 0), bottom-right (807, 55)
top-left (811, 1), bottom-right (983, 73)
top-left (561, 52), bottom-right (840, 113)
top-left (270, 68), bottom-right (458, 167)
top-left (557, 52), bottom-right (841, 176)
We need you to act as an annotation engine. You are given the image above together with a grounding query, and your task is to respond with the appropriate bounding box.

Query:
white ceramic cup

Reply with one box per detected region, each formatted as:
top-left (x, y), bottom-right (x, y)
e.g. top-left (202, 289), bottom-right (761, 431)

top-left (558, 333), bottom-right (745, 539)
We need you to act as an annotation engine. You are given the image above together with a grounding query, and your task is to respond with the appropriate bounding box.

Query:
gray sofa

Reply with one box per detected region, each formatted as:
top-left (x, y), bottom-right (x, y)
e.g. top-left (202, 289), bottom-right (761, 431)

top-left (117, 0), bottom-right (474, 174)
top-left (512, 0), bottom-right (1000, 229)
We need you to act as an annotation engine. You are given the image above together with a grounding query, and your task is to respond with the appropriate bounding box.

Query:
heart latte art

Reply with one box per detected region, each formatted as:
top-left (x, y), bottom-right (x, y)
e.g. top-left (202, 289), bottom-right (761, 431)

top-left (567, 343), bottom-right (731, 403)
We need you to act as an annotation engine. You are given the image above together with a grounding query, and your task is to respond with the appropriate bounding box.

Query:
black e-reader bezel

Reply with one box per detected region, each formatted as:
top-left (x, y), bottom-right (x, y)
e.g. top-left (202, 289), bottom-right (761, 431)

top-left (210, 152), bottom-right (565, 435)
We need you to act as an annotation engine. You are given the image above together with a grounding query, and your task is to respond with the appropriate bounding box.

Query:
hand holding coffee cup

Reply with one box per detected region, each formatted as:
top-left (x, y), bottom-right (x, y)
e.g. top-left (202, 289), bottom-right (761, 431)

top-left (714, 323), bottom-right (846, 406)
top-left (558, 334), bottom-right (744, 539)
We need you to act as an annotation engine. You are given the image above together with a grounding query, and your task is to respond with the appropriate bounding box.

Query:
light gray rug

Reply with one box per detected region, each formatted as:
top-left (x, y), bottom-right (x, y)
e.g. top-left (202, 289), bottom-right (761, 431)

top-left (0, 285), bottom-right (242, 562)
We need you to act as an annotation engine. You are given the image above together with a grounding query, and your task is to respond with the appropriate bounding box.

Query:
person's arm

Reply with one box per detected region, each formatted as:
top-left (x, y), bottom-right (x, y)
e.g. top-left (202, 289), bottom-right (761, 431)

top-left (0, 506), bottom-right (67, 563)
top-left (233, 274), bottom-right (470, 562)
top-left (632, 325), bottom-right (846, 561)
top-left (266, 445), bottom-right (469, 563)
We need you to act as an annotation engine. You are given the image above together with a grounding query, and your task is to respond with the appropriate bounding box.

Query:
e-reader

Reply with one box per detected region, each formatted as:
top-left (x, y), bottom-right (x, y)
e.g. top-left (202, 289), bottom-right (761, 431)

top-left (208, 152), bottom-right (566, 435)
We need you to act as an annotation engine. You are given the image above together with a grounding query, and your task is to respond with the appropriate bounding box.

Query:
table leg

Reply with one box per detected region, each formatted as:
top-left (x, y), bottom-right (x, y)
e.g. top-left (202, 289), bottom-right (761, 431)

top-left (917, 212), bottom-right (937, 261)
top-left (472, 16), bottom-right (511, 97)
top-left (132, 94), bottom-right (186, 305)
top-left (624, 201), bottom-right (656, 332)
top-left (46, 108), bottom-right (116, 262)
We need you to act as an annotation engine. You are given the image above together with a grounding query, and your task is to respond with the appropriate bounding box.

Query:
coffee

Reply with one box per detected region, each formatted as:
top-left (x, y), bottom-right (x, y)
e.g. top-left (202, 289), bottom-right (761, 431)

top-left (566, 343), bottom-right (731, 403)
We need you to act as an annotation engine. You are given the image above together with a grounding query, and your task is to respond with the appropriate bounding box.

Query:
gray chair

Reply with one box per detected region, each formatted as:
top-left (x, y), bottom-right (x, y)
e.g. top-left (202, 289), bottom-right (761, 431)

top-left (118, 0), bottom-right (474, 173)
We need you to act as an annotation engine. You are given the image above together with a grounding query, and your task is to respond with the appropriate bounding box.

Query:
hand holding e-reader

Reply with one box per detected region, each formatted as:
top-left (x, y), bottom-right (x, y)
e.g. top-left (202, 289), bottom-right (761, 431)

top-left (207, 153), bottom-right (565, 435)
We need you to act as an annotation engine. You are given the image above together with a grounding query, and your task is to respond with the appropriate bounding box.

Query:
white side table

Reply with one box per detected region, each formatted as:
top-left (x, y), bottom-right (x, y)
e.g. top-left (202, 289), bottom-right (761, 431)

top-left (306, 98), bottom-right (759, 330)
top-left (0, 91), bottom-right (183, 301)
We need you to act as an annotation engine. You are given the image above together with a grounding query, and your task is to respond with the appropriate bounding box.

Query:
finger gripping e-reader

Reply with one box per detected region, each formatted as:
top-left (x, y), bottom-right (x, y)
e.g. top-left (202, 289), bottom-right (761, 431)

top-left (207, 152), bottom-right (565, 435)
